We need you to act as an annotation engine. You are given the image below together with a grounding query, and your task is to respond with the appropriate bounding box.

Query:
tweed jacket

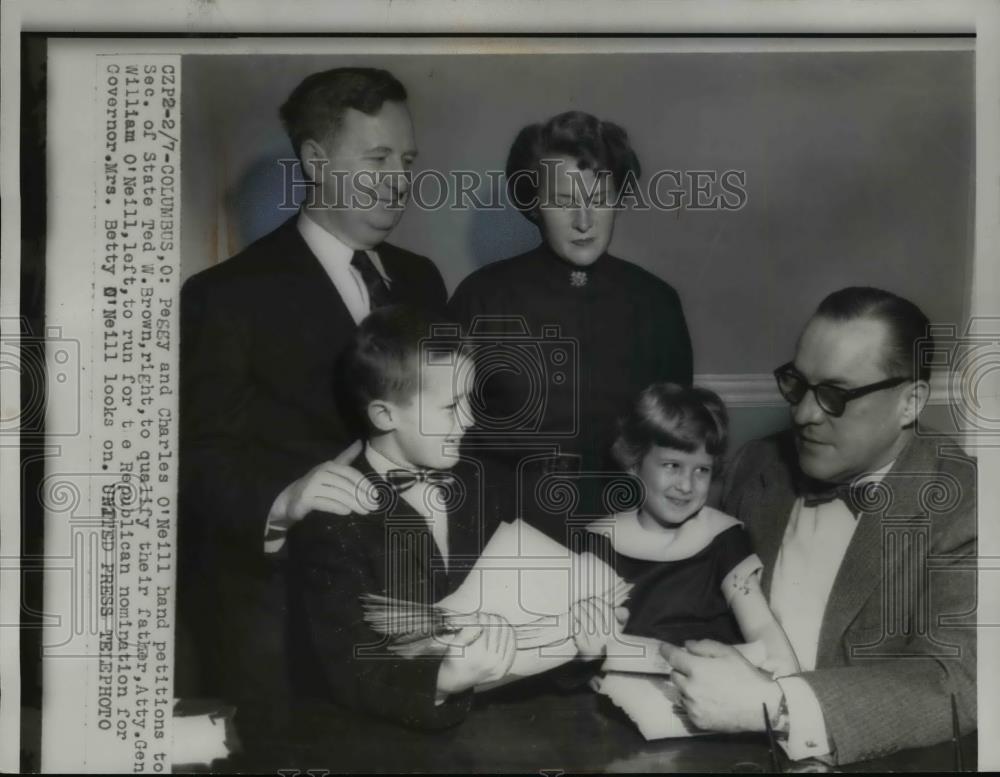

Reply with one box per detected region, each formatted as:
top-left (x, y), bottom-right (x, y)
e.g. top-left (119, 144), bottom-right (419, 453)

top-left (720, 430), bottom-right (977, 764)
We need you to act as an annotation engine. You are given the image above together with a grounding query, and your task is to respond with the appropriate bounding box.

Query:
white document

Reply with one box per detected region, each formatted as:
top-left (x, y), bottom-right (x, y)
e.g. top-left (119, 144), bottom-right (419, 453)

top-left (437, 520), bottom-right (627, 681)
top-left (597, 673), bottom-right (707, 740)
top-left (171, 710), bottom-right (233, 768)
top-left (438, 519), bottom-right (623, 623)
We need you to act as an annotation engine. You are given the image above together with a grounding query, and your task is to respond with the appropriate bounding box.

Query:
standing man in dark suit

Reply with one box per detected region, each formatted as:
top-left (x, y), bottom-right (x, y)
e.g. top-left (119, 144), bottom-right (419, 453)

top-left (178, 68), bottom-right (447, 707)
top-left (661, 287), bottom-right (976, 765)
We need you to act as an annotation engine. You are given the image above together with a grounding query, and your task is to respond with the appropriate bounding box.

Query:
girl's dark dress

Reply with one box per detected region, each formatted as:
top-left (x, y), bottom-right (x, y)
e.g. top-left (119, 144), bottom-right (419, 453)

top-left (586, 507), bottom-right (762, 645)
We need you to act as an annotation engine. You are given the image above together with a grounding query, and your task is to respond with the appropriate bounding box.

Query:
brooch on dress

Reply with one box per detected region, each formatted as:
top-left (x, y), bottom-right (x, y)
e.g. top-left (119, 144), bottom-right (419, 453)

top-left (569, 270), bottom-right (588, 287)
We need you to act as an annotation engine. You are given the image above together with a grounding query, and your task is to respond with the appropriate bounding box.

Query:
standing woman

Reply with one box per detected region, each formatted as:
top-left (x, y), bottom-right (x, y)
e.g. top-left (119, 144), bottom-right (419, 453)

top-left (450, 111), bottom-right (693, 533)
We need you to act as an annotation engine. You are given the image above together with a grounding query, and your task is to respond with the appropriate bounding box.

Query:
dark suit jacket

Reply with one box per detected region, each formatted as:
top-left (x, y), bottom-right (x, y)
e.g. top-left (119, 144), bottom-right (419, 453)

top-left (720, 431), bottom-right (977, 765)
top-left (177, 216), bottom-right (447, 701)
top-left (286, 453), bottom-right (504, 729)
top-left (449, 244), bottom-right (692, 476)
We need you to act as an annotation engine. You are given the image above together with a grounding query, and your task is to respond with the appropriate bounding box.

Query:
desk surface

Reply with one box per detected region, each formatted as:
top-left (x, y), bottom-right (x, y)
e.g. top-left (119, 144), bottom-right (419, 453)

top-left (205, 683), bottom-right (976, 774)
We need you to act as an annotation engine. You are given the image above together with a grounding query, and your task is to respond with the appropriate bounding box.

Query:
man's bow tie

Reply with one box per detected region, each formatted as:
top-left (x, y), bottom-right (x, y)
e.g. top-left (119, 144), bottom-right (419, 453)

top-left (384, 469), bottom-right (456, 494)
top-left (799, 478), bottom-right (876, 519)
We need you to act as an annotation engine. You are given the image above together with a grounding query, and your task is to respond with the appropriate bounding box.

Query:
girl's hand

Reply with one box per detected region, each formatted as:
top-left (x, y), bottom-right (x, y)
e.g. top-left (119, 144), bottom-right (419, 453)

top-left (570, 597), bottom-right (624, 659)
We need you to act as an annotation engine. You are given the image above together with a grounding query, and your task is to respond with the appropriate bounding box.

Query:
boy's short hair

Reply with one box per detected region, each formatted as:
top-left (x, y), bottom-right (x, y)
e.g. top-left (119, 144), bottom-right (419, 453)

top-left (339, 305), bottom-right (461, 430)
top-left (611, 383), bottom-right (729, 471)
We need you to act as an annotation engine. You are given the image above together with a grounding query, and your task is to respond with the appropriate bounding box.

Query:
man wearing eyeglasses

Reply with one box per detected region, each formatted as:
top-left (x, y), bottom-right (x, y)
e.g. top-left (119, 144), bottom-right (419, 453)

top-left (661, 286), bottom-right (976, 766)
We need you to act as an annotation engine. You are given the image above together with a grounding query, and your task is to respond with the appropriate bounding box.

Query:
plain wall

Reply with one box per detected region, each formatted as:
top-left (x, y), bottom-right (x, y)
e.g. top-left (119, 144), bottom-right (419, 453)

top-left (179, 49), bottom-right (973, 455)
top-left (181, 49), bottom-right (973, 377)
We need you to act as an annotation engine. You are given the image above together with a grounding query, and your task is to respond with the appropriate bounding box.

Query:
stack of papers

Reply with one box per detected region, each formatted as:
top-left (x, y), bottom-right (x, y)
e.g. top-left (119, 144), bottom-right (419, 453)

top-left (437, 519), bottom-right (630, 680)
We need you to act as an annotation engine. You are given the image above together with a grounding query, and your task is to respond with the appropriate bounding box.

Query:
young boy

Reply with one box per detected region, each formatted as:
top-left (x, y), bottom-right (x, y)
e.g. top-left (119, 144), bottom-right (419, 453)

top-left (286, 305), bottom-right (516, 729)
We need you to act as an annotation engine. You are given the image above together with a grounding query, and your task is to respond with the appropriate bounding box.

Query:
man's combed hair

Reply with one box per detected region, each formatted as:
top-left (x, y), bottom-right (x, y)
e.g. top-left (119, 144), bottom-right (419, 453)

top-left (815, 286), bottom-right (932, 383)
top-left (505, 110), bottom-right (641, 218)
top-left (611, 383), bottom-right (729, 472)
top-left (279, 67), bottom-right (408, 159)
top-left (338, 305), bottom-right (459, 430)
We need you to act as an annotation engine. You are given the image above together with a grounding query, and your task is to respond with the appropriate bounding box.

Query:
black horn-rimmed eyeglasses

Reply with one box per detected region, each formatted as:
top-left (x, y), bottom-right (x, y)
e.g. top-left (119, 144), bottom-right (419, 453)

top-left (773, 362), bottom-right (912, 418)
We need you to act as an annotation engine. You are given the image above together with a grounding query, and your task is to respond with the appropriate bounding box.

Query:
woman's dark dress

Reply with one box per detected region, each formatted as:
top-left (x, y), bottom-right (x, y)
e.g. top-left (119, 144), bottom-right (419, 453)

top-left (449, 245), bottom-right (693, 535)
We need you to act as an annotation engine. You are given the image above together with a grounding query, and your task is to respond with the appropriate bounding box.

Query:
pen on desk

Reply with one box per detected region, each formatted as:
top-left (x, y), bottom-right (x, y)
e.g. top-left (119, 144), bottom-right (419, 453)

top-left (763, 702), bottom-right (782, 773)
top-left (951, 692), bottom-right (963, 772)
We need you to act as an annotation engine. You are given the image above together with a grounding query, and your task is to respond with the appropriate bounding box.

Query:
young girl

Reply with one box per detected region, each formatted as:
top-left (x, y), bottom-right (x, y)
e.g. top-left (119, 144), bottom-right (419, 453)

top-left (585, 382), bottom-right (799, 677)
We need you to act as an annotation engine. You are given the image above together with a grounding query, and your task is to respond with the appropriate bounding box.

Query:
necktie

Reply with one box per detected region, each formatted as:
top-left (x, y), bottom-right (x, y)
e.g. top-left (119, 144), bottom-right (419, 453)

top-left (351, 249), bottom-right (391, 310)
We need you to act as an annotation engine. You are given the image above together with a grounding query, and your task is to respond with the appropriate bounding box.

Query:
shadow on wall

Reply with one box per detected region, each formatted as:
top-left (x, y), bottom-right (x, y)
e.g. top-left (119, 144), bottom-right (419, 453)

top-left (228, 150), bottom-right (302, 250)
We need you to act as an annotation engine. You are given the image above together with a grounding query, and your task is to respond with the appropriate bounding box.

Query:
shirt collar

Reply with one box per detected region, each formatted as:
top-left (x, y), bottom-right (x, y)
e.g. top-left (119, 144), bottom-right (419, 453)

top-left (364, 443), bottom-right (440, 523)
top-left (364, 441), bottom-right (416, 478)
top-left (298, 210), bottom-right (353, 265)
top-left (798, 457), bottom-right (896, 492)
top-left (588, 506), bottom-right (735, 562)
top-left (297, 210), bottom-right (392, 286)
top-left (858, 459), bottom-right (895, 485)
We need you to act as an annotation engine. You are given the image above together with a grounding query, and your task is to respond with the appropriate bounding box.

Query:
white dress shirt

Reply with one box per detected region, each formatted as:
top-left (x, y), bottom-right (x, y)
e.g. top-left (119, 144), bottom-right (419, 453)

top-left (261, 213), bottom-right (394, 552)
top-left (769, 463), bottom-right (893, 761)
top-left (296, 210), bottom-right (392, 325)
top-left (770, 498), bottom-right (857, 674)
top-left (364, 443), bottom-right (450, 567)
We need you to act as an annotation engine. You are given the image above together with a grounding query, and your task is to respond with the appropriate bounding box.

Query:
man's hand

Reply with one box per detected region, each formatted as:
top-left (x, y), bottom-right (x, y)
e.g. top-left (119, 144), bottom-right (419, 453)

top-left (436, 613), bottom-right (517, 696)
top-left (662, 639), bottom-right (784, 733)
top-left (272, 440), bottom-right (379, 524)
top-left (570, 599), bottom-right (628, 659)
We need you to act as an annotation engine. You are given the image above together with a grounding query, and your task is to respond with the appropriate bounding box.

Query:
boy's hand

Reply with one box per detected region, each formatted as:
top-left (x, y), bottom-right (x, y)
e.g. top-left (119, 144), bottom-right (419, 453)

top-left (273, 440), bottom-right (378, 524)
top-left (570, 598), bottom-right (627, 659)
top-left (436, 613), bottom-right (517, 696)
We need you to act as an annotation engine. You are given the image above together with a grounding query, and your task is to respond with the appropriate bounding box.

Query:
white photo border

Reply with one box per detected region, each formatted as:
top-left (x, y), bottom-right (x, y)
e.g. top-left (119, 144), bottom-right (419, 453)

top-left (2, 0), bottom-right (999, 772)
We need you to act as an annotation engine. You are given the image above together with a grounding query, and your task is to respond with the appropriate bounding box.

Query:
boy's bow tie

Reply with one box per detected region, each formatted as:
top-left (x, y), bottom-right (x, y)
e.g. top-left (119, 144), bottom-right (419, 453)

top-left (385, 469), bottom-right (455, 494)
